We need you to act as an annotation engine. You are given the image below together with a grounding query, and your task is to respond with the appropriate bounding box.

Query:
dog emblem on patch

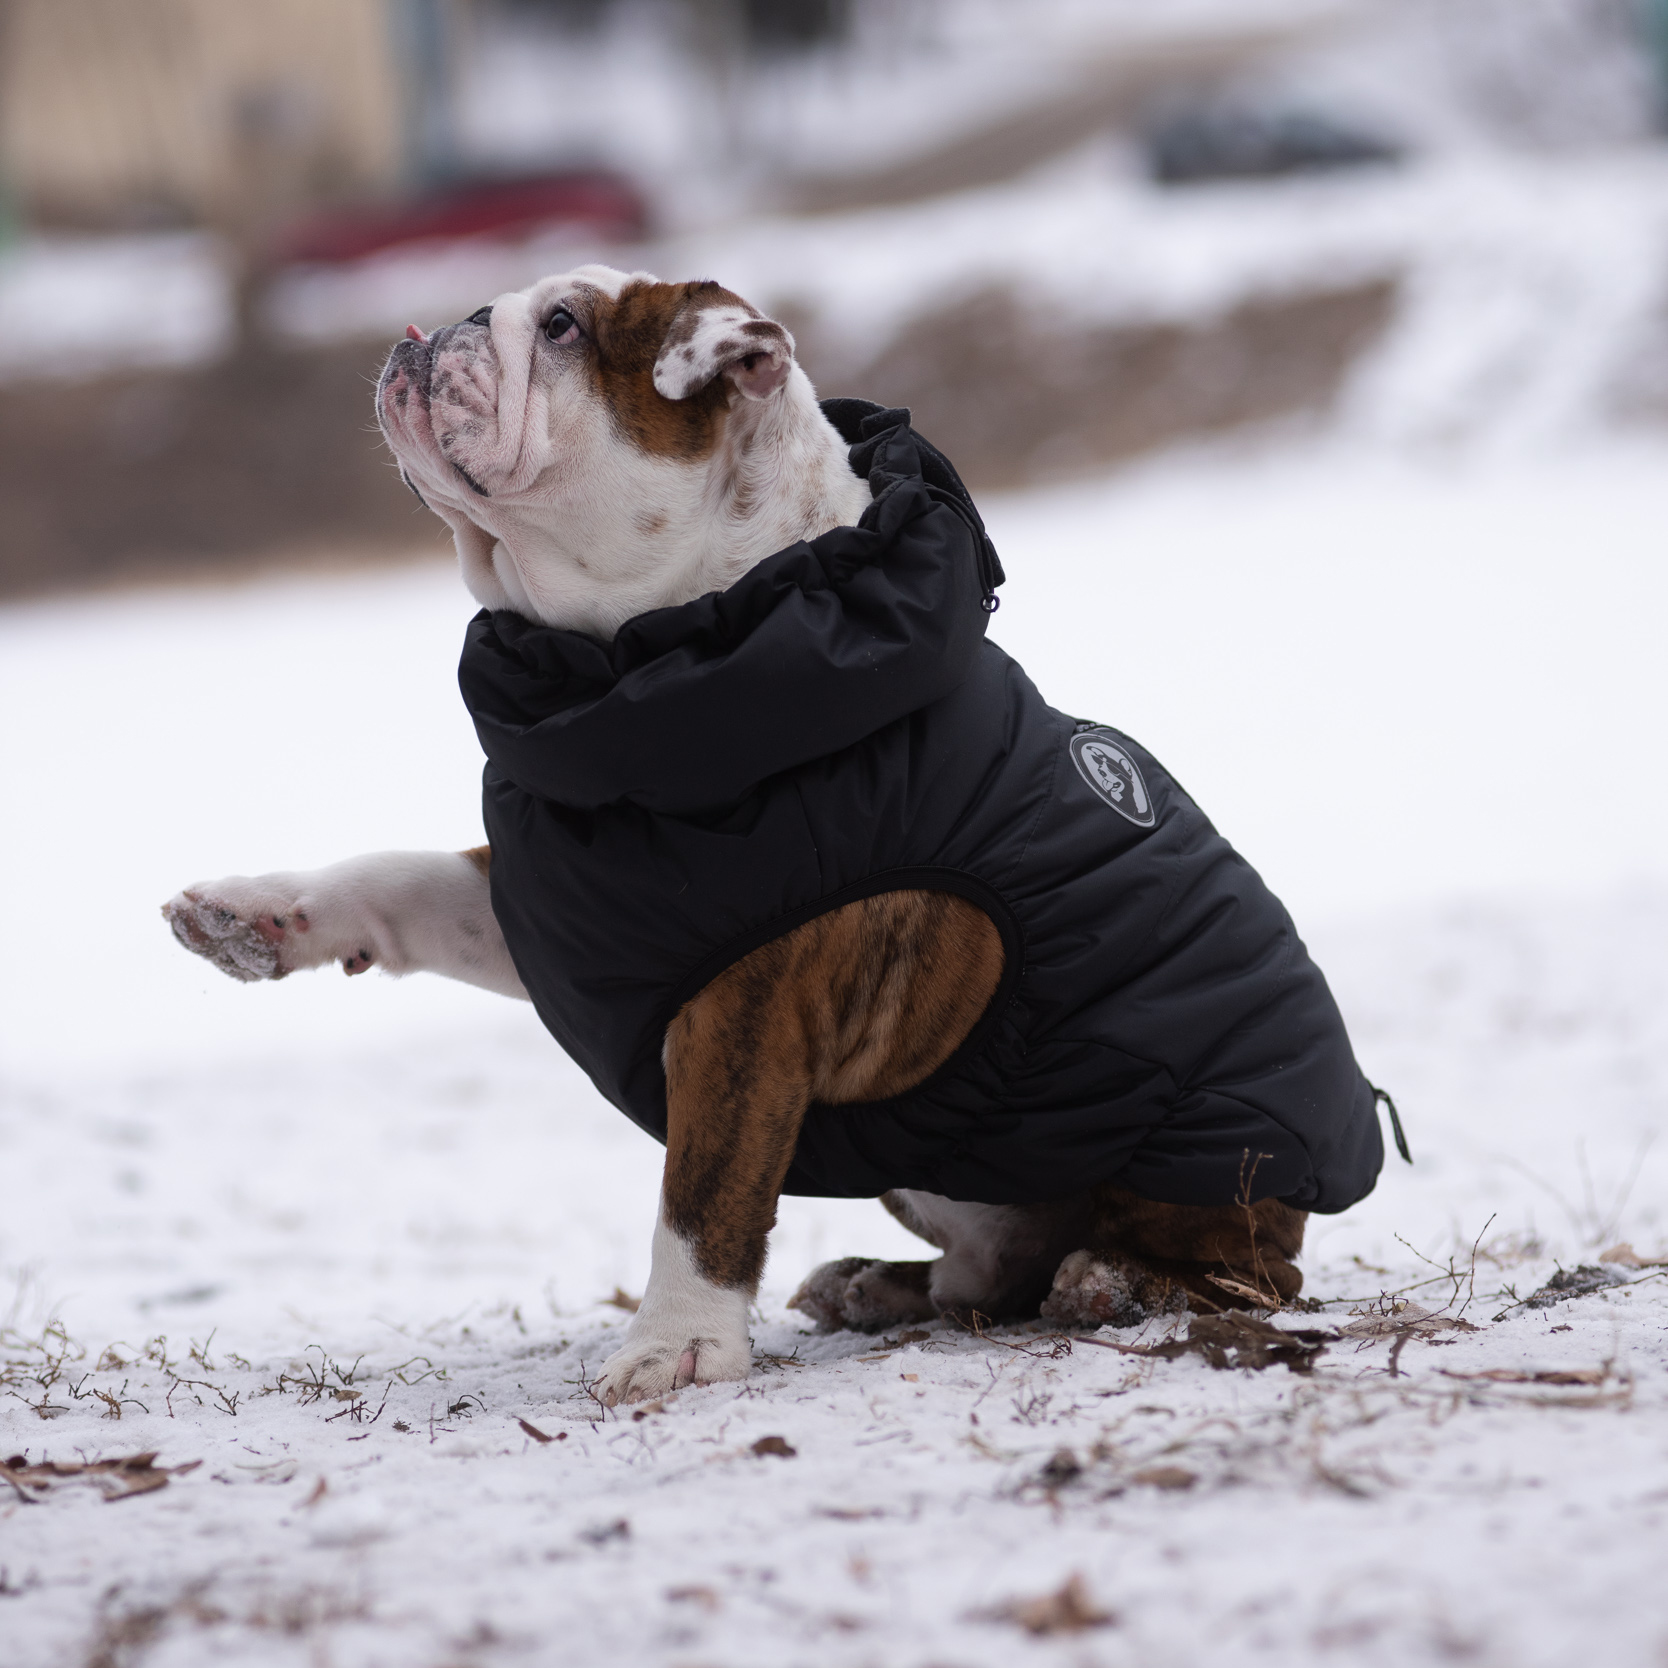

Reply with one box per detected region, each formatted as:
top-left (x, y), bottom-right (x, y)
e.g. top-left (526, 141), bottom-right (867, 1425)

top-left (1069, 728), bottom-right (1156, 827)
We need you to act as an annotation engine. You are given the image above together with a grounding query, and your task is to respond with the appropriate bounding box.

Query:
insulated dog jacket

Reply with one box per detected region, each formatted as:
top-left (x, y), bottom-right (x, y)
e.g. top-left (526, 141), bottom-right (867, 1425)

top-left (458, 401), bottom-right (1384, 1212)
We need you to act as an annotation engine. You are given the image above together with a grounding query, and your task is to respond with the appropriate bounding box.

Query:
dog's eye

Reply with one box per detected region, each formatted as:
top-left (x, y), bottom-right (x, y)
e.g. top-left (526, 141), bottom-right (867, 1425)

top-left (544, 309), bottom-right (580, 345)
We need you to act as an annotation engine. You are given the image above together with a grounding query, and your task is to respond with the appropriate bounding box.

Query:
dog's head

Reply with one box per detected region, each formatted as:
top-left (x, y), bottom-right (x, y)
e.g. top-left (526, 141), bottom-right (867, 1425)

top-left (377, 264), bottom-right (864, 637)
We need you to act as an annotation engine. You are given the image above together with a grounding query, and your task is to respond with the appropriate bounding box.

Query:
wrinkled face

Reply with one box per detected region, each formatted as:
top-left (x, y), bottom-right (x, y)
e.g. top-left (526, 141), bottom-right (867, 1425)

top-left (375, 264), bottom-right (795, 626)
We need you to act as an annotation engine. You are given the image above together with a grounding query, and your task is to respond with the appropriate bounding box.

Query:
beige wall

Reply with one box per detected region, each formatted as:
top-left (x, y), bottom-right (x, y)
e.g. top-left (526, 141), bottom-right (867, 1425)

top-left (0, 0), bottom-right (410, 227)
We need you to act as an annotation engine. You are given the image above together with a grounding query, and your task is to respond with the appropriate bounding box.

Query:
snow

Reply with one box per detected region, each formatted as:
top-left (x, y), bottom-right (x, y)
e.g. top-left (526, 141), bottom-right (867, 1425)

top-left (5, 433), bottom-right (1668, 1666)
top-left (0, 234), bottom-right (233, 383)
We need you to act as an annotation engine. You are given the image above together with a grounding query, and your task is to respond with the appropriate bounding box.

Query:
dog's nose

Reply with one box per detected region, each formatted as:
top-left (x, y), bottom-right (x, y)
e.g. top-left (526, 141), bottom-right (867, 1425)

top-left (465, 306), bottom-right (493, 328)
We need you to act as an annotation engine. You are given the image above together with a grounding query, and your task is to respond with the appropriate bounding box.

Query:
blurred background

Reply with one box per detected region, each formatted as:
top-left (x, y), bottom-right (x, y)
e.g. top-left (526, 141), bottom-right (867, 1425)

top-left (6, 0), bottom-right (1668, 591)
top-left (3, 0), bottom-right (1668, 1103)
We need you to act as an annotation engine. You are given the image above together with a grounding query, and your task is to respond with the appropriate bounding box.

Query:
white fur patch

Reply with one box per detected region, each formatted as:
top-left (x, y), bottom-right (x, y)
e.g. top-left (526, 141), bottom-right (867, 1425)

top-left (594, 1208), bottom-right (753, 1405)
top-left (163, 852), bottom-right (527, 998)
top-left (652, 303), bottom-right (794, 402)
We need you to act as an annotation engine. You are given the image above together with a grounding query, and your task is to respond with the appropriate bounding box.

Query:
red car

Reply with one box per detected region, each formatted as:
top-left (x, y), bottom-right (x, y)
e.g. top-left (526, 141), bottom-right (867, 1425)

top-left (275, 172), bottom-right (649, 265)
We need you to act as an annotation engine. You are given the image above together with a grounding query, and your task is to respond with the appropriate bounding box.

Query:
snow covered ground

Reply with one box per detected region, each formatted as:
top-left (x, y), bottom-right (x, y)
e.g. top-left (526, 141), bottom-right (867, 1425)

top-left (4, 433), bottom-right (1668, 1666)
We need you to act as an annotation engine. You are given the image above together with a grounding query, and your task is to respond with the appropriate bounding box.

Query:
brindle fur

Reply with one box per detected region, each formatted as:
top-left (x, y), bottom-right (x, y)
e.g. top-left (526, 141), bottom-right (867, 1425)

top-left (661, 890), bottom-right (1004, 1291)
top-left (650, 881), bottom-right (1308, 1316)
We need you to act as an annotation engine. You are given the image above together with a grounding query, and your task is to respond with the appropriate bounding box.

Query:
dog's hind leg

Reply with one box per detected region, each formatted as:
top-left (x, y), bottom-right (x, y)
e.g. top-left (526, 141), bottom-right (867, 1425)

top-left (162, 846), bottom-right (527, 997)
top-left (787, 1255), bottom-right (937, 1333)
top-left (595, 890), bottom-right (1005, 1401)
top-left (1039, 1186), bottom-right (1309, 1326)
top-left (792, 1190), bottom-right (1090, 1331)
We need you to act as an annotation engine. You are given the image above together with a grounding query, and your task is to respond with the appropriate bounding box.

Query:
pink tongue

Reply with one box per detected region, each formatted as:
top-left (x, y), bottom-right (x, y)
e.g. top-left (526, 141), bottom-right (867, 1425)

top-left (405, 324), bottom-right (428, 343)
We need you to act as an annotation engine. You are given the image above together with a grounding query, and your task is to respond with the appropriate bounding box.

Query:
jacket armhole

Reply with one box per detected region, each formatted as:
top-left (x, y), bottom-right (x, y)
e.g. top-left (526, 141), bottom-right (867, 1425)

top-left (654, 866), bottom-right (1025, 1076)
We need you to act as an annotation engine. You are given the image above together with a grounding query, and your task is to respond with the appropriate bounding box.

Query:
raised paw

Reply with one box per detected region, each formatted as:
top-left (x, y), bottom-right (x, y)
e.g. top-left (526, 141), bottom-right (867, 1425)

top-left (594, 1327), bottom-right (751, 1406)
top-left (787, 1257), bottom-right (937, 1333)
top-left (162, 873), bottom-right (379, 982)
top-left (1039, 1248), bottom-right (1188, 1331)
top-left (162, 888), bottom-right (294, 982)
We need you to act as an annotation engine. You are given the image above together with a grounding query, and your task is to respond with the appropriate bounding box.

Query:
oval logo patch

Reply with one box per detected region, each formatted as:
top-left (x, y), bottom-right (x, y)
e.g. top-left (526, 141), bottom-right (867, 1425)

top-left (1069, 729), bottom-right (1156, 827)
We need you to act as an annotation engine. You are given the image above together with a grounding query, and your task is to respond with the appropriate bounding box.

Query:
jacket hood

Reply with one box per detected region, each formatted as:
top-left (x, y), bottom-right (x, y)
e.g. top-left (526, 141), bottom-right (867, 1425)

top-left (459, 400), bottom-right (1005, 815)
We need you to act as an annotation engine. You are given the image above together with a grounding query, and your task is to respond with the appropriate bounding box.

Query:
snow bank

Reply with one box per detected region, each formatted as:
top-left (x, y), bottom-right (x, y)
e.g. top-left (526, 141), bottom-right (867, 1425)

top-left (0, 234), bottom-right (232, 382)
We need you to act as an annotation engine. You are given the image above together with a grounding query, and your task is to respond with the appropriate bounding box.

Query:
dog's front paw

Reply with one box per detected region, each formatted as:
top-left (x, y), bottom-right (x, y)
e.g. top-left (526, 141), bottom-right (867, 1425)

top-left (594, 1326), bottom-right (751, 1406)
top-left (162, 877), bottom-right (375, 982)
top-left (162, 886), bottom-right (297, 982)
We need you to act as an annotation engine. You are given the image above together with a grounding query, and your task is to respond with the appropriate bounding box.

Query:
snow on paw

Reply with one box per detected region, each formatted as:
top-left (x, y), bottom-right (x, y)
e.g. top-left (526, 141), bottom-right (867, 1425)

top-left (162, 888), bottom-right (295, 982)
top-left (594, 1329), bottom-right (750, 1406)
top-left (786, 1258), bottom-right (878, 1332)
top-left (787, 1257), bottom-right (936, 1333)
top-left (1039, 1249), bottom-right (1187, 1330)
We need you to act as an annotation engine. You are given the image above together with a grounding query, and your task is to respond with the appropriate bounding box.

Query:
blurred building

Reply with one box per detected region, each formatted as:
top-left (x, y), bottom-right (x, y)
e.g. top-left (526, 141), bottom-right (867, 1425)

top-left (0, 0), bottom-right (409, 232)
top-left (0, 0), bottom-right (860, 237)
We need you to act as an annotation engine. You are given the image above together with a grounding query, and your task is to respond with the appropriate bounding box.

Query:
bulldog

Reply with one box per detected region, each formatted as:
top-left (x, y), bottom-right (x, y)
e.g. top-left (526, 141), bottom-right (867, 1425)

top-left (164, 265), bottom-right (1385, 1405)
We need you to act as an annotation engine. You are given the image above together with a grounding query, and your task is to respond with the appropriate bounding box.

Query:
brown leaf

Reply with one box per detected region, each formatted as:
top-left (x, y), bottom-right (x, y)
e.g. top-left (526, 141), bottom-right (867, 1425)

top-left (750, 1435), bottom-right (797, 1458)
top-left (1084, 1313), bottom-right (1333, 1373)
top-left (302, 1477), bottom-right (328, 1507)
top-left (989, 1574), bottom-right (1114, 1635)
top-left (1130, 1465), bottom-right (1196, 1491)
top-left (2, 1452), bottom-right (200, 1504)
top-left (1599, 1243), bottom-right (1668, 1268)
top-left (895, 1329), bottom-right (932, 1344)
top-left (666, 1585), bottom-right (721, 1612)
top-left (518, 1417), bottom-right (556, 1444)
top-left (1339, 1301), bottom-right (1478, 1340)
top-left (1439, 1366), bottom-right (1608, 1386)
top-left (602, 1288), bottom-right (642, 1313)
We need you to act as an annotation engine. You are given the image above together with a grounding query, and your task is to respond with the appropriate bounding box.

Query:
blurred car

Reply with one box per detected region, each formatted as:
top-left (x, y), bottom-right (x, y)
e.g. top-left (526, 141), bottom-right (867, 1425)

top-left (273, 171), bottom-right (649, 266)
top-left (1147, 107), bottom-right (1403, 186)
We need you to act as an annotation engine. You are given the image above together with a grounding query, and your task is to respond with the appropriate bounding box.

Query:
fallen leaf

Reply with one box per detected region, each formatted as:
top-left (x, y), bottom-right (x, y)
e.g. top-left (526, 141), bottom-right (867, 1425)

top-left (1339, 1301), bottom-right (1479, 1340)
top-left (750, 1435), bottom-right (796, 1458)
top-left (987, 1573), bottom-right (1114, 1635)
top-left (1599, 1243), bottom-right (1668, 1268)
top-left (895, 1329), bottom-right (932, 1344)
top-left (302, 1478), bottom-right (328, 1507)
top-left (666, 1585), bottom-right (720, 1612)
top-left (1130, 1465), bottom-right (1196, 1491)
top-left (1439, 1366), bottom-right (1608, 1386)
top-left (602, 1288), bottom-right (642, 1314)
top-left (0, 1452), bottom-right (200, 1504)
top-left (518, 1418), bottom-right (555, 1444)
top-left (1082, 1313), bottom-right (1334, 1373)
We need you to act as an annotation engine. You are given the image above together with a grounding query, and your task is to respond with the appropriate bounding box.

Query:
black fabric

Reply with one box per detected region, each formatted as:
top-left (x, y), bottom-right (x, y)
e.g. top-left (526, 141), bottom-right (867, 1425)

top-left (459, 401), bottom-right (1384, 1213)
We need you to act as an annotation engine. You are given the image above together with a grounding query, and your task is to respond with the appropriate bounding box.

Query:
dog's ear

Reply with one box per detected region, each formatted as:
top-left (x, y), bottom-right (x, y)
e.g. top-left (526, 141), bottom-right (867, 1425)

top-left (652, 283), bottom-right (795, 403)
